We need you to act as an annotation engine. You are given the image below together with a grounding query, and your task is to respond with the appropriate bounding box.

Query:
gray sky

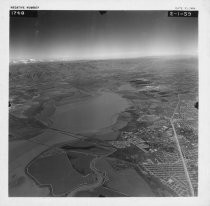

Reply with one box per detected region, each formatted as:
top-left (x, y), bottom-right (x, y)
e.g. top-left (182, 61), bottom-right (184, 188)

top-left (10, 11), bottom-right (198, 60)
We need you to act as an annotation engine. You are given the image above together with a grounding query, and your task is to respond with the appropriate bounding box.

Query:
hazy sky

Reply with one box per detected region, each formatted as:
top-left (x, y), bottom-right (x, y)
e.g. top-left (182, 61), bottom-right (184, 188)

top-left (10, 11), bottom-right (198, 61)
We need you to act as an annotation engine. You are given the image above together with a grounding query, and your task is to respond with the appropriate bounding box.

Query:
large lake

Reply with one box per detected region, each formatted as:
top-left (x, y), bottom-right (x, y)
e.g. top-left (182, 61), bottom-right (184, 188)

top-left (51, 92), bottom-right (130, 133)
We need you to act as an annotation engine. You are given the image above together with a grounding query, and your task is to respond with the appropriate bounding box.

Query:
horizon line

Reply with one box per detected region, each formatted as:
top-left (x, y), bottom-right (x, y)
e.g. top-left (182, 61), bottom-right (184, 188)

top-left (10, 53), bottom-right (198, 64)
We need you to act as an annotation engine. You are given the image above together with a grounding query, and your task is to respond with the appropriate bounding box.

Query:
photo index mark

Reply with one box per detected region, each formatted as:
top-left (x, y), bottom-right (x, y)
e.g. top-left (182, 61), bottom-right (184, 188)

top-left (10, 10), bottom-right (38, 17)
top-left (168, 11), bottom-right (198, 17)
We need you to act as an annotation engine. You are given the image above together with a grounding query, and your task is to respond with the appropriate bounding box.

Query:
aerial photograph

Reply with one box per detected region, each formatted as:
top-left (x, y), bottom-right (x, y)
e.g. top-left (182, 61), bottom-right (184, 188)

top-left (9, 10), bottom-right (198, 197)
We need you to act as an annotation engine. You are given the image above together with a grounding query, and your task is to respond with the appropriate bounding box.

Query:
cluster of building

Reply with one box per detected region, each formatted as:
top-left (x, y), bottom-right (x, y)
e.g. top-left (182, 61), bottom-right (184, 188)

top-left (109, 131), bottom-right (149, 153)
top-left (180, 101), bottom-right (198, 122)
top-left (109, 98), bottom-right (198, 196)
top-left (141, 161), bottom-right (191, 196)
top-left (152, 150), bottom-right (179, 163)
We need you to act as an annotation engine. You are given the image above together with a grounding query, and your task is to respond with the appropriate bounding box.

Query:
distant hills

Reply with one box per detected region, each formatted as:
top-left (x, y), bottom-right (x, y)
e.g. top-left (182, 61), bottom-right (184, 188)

top-left (10, 59), bottom-right (38, 64)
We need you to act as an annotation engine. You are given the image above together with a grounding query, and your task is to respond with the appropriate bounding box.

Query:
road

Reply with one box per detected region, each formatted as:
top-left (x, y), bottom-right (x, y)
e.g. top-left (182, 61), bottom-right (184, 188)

top-left (67, 156), bottom-right (105, 197)
top-left (170, 94), bottom-right (194, 196)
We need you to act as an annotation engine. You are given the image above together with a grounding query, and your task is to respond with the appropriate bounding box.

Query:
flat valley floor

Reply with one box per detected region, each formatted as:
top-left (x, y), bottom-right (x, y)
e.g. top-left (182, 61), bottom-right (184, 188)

top-left (9, 56), bottom-right (198, 197)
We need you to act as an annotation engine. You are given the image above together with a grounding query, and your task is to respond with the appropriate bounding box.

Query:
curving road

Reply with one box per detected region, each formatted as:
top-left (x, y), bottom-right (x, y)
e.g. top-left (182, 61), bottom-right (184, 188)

top-left (67, 156), bottom-right (105, 197)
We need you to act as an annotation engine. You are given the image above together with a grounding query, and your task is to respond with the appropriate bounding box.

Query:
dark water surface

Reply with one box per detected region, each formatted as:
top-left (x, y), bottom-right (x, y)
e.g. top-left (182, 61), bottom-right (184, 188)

top-left (51, 92), bottom-right (130, 133)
